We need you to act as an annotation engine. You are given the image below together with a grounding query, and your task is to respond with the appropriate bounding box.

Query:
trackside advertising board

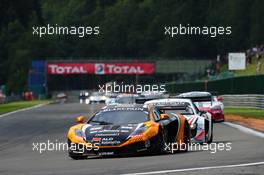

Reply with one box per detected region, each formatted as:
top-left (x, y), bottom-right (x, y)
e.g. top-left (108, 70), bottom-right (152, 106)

top-left (228, 53), bottom-right (246, 70)
top-left (47, 63), bottom-right (154, 75)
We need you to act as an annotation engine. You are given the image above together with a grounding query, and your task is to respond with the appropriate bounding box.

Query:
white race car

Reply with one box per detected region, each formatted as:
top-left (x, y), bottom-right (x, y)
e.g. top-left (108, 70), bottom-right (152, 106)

top-left (145, 98), bottom-right (213, 143)
top-left (89, 92), bottom-right (107, 104)
top-left (212, 96), bottom-right (224, 110)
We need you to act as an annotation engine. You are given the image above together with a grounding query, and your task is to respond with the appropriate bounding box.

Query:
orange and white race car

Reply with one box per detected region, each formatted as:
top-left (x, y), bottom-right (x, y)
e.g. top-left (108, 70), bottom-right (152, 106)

top-left (67, 104), bottom-right (190, 159)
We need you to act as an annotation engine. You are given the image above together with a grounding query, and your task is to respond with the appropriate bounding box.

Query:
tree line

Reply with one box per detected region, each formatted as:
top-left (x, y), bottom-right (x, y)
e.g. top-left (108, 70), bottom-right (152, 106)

top-left (0, 0), bottom-right (263, 93)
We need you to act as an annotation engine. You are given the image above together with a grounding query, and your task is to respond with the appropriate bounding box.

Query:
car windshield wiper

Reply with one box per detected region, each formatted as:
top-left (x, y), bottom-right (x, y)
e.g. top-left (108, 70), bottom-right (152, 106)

top-left (91, 120), bottom-right (113, 125)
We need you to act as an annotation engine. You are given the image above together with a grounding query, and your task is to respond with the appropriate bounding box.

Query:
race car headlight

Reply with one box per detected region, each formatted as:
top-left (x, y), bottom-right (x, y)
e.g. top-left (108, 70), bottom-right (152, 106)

top-left (190, 123), bottom-right (197, 130)
top-left (74, 129), bottom-right (85, 138)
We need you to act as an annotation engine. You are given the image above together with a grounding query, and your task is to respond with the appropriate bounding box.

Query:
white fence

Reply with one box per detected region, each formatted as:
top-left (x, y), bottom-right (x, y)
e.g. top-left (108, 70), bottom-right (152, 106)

top-left (222, 94), bottom-right (264, 109)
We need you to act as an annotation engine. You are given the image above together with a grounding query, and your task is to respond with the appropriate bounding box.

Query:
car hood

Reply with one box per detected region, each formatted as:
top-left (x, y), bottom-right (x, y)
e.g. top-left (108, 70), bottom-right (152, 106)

top-left (83, 124), bottom-right (140, 146)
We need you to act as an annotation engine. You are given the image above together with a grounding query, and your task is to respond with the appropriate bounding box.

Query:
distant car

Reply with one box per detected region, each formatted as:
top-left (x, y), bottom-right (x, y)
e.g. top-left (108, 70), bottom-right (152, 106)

top-left (145, 98), bottom-right (213, 143)
top-left (178, 91), bottom-right (225, 122)
top-left (212, 96), bottom-right (224, 110)
top-left (67, 104), bottom-right (190, 159)
top-left (56, 92), bottom-right (67, 103)
top-left (79, 91), bottom-right (89, 104)
top-left (89, 92), bottom-right (107, 104)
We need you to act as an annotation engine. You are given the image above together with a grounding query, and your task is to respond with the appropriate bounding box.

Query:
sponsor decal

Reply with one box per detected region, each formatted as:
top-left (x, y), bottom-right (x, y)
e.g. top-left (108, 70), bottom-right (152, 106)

top-left (99, 152), bottom-right (114, 156)
top-left (131, 134), bottom-right (143, 138)
top-left (101, 141), bottom-right (121, 145)
top-left (100, 138), bottom-right (121, 145)
top-left (92, 137), bottom-right (102, 142)
top-left (101, 63), bottom-right (153, 75)
top-left (95, 63), bottom-right (105, 74)
top-left (95, 133), bottom-right (119, 136)
top-left (47, 63), bottom-right (93, 74)
top-left (150, 101), bottom-right (188, 106)
top-left (101, 107), bottom-right (144, 112)
top-left (102, 137), bottom-right (114, 141)
top-left (47, 63), bottom-right (154, 75)
top-left (121, 126), bottom-right (133, 129)
top-left (98, 130), bottom-right (119, 133)
top-left (120, 130), bottom-right (130, 133)
top-left (90, 127), bottom-right (102, 131)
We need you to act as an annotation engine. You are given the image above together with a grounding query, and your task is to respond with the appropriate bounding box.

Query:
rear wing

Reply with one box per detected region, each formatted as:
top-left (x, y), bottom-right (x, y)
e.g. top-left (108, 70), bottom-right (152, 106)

top-left (135, 96), bottom-right (166, 104)
top-left (178, 96), bottom-right (212, 102)
top-left (154, 104), bottom-right (193, 115)
top-left (177, 92), bottom-right (212, 103)
top-left (156, 105), bottom-right (189, 110)
top-left (135, 97), bottom-right (157, 104)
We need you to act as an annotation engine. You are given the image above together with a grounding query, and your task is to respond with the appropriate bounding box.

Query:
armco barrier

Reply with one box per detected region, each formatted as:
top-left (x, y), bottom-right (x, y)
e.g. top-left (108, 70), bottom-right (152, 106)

top-left (166, 75), bottom-right (264, 94)
top-left (222, 94), bottom-right (264, 109)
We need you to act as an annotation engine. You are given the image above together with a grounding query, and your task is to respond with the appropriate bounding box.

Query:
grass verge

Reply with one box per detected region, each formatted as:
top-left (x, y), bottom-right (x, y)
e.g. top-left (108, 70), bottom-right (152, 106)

top-left (0, 100), bottom-right (49, 115)
top-left (225, 107), bottom-right (264, 120)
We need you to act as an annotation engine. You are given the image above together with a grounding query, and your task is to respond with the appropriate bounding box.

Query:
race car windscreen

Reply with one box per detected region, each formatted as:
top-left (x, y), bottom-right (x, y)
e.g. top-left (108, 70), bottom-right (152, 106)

top-left (88, 110), bottom-right (149, 124)
top-left (194, 101), bottom-right (212, 108)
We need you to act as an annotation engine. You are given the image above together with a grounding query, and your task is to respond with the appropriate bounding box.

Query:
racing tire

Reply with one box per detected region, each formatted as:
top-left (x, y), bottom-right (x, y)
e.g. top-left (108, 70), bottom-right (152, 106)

top-left (151, 128), bottom-right (168, 154)
top-left (67, 139), bottom-right (87, 160)
top-left (181, 121), bottom-right (190, 152)
top-left (207, 121), bottom-right (213, 144)
top-left (68, 153), bottom-right (87, 160)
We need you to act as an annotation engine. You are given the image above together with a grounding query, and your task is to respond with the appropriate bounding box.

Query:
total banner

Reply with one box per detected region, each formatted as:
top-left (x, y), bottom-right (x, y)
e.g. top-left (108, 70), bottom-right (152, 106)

top-left (47, 63), bottom-right (154, 75)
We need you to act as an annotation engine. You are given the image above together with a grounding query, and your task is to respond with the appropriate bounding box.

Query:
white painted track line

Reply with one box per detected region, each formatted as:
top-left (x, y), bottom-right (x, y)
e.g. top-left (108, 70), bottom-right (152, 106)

top-left (0, 104), bottom-right (46, 118)
top-left (224, 122), bottom-right (264, 138)
top-left (121, 161), bottom-right (264, 175)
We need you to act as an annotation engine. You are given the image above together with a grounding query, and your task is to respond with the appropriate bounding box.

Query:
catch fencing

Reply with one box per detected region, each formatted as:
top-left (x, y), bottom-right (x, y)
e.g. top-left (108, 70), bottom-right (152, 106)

top-left (166, 75), bottom-right (264, 94)
top-left (222, 94), bottom-right (264, 109)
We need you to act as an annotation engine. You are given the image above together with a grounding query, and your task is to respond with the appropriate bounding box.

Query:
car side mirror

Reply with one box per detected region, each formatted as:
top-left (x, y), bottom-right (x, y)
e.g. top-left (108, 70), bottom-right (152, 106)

top-left (76, 115), bottom-right (85, 123)
top-left (160, 114), bottom-right (170, 120)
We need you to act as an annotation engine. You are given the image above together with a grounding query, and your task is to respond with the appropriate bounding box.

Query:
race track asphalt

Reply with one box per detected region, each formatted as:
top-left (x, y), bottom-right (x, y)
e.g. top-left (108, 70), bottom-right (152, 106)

top-left (0, 103), bottom-right (263, 175)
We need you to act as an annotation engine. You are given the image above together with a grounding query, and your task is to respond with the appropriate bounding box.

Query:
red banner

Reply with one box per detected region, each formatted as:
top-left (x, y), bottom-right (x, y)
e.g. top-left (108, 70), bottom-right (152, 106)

top-left (47, 63), bottom-right (154, 75)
